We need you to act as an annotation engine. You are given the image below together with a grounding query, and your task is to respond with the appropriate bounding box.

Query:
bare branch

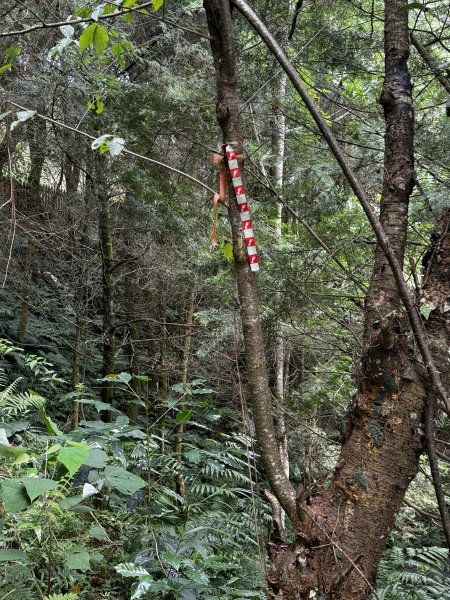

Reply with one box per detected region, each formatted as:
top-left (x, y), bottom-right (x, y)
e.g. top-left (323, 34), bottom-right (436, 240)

top-left (7, 102), bottom-right (216, 196)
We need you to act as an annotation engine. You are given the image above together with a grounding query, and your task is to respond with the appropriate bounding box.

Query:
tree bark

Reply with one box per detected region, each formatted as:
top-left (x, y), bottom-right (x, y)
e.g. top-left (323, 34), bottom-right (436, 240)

top-left (125, 272), bottom-right (141, 424)
top-left (265, 2), bottom-right (425, 597)
top-left (272, 72), bottom-right (287, 237)
top-left (67, 159), bottom-right (84, 431)
top-left (271, 60), bottom-right (290, 529)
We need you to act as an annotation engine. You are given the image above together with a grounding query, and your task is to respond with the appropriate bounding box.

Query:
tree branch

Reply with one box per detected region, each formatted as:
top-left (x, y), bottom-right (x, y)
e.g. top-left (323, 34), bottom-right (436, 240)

top-left (0, 2), bottom-right (209, 40)
top-left (411, 32), bottom-right (450, 95)
top-left (7, 102), bottom-right (216, 195)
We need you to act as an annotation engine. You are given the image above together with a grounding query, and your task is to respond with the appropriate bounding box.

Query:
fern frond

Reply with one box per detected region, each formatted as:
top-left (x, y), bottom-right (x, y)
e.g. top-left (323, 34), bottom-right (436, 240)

top-left (377, 546), bottom-right (450, 599)
top-left (0, 377), bottom-right (24, 411)
top-left (0, 387), bottom-right (45, 416)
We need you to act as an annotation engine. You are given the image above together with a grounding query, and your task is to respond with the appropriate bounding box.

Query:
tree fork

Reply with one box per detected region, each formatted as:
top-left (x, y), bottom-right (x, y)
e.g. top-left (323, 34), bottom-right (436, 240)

top-left (231, 0), bottom-right (450, 557)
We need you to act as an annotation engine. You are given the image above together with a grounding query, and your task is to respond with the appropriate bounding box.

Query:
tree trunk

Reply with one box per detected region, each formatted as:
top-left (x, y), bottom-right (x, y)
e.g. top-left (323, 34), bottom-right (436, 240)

top-left (97, 175), bottom-right (116, 422)
top-left (174, 287), bottom-right (196, 499)
top-left (272, 65), bottom-right (290, 527)
top-left (67, 160), bottom-right (84, 431)
top-left (204, 0), bottom-right (297, 523)
top-left (265, 1), bottom-right (423, 597)
top-left (126, 274), bottom-right (141, 424)
top-left (272, 72), bottom-right (287, 237)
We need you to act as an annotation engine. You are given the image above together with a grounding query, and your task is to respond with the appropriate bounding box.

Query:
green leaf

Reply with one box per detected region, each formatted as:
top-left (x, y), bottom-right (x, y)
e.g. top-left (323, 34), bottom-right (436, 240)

top-left (58, 444), bottom-right (89, 475)
top-left (185, 566), bottom-right (209, 585)
top-left (37, 402), bottom-right (62, 435)
top-left (104, 466), bottom-right (146, 495)
top-left (117, 371), bottom-right (132, 383)
top-left (115, 562), bottom-right (150, 577)
top-left (184, 449), bottom-right (201, 464)
top-left (42, 443), bottom-right (62, 457)
top-left (0, 110), bottom-right (12, 121)
top-left (162, 551), bottom-right (183, 571)
top-left (93, 23), bottom-right (109, 54)
top-left (131, 578), bottom-right (171, 598)
top-left (0, 549), bottom-right (29, 562)
top-left (89, 525), bottom-right (108, 540)
top-left (13, 452), bottom-right (33, 465)
top-left (176, 409), bottom-right (192, 424)
top-left (1, 479), bottom-right (30, 512)
top-left (420, 302), bottom-right (432, 320)
top-left (59, 494), bottom-right (84, 509)
top-left (152, 0), bottom-right (164, 11)
top-left (79, 22), bottom-right (109, 53)
top-left (79, 23), bottom-right (96, 51)
top-left (3, 44), bottom-right (21, 62)
top-left (0, 443), bottom-right (29, 458)
top-left (63, 546), bottom-right (90, 571)
top-left (0, 63), bottom-right (12, 75)
top-left (108, 137), bottom-right (125, 156)
top-left (85, 447), bottom-right (108, 468)
top-left (111, 42), bottom-right (125, 68)
top-left (22, 477), bottom-right (58, 502)
top-left (220, 240), bottom-right (233, 262)
top-left (92, 133), bottom-right (112, 154)
top-left (87, 95), bottom-right (104, 114)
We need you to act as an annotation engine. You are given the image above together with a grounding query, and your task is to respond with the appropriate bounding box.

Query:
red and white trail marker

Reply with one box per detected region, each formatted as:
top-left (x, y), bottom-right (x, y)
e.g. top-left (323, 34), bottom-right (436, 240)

top-left (224, 142), bottom-right (259, 272)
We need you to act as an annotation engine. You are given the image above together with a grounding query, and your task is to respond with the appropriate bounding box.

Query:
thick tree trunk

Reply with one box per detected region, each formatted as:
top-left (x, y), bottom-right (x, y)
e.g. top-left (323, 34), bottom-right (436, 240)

top-left (266, 1), bottom-right (428, 597)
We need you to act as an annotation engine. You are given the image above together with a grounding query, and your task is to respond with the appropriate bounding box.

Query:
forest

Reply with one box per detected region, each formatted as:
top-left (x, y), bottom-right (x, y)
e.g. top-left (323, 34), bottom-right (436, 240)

top-left (0, 0), bottom-right (450, 598)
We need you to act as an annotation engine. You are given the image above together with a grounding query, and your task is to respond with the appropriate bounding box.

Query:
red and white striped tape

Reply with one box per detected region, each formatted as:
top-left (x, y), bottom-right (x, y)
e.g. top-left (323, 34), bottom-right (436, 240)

top-left (224, 142), bottom-right (259, 272)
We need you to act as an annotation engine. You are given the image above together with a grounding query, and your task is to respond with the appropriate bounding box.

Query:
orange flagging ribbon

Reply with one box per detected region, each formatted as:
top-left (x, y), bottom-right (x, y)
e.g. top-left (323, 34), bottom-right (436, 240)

top-left (210, 153), bottom-right (227, 247)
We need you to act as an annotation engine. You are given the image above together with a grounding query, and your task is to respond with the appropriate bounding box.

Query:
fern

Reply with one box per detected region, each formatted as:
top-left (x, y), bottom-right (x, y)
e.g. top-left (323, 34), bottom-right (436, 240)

top-left (376, 546), bottom-right (450, 599)
top-left (0, 373), bottom-right (48, 419)
top-left (0, 585), bottom-right (39, 600)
